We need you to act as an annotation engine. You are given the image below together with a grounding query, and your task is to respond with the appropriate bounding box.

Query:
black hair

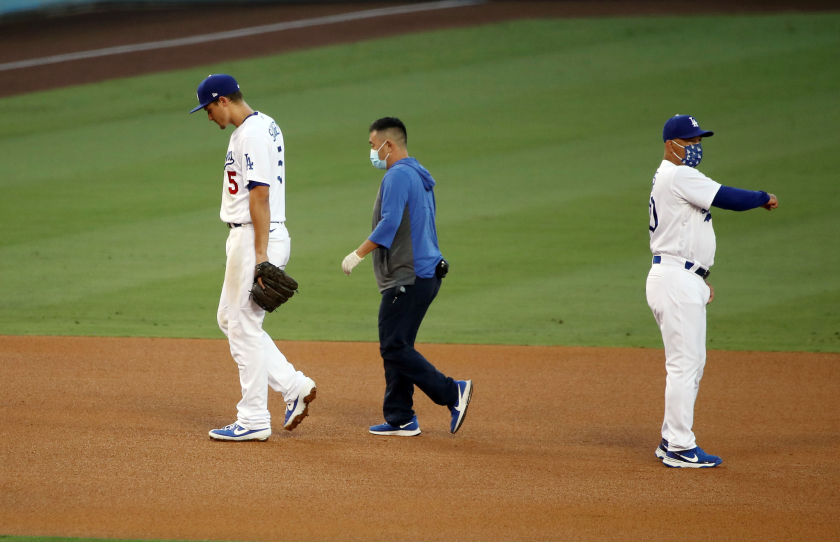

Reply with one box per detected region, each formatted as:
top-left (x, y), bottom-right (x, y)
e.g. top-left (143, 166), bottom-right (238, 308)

top-left (369, 117), bottom-right (407, 146)
top-left (224, 90), bottom-right (244, 103)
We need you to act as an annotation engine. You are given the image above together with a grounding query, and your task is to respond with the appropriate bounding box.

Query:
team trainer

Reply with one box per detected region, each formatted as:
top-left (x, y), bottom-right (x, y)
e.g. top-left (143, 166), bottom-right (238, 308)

top-left (341, 117), bottom-right (473, 436)
top-left (647, 115), bottom-right (778, 467)
top-left (190, 74), bottom-right (316, 441)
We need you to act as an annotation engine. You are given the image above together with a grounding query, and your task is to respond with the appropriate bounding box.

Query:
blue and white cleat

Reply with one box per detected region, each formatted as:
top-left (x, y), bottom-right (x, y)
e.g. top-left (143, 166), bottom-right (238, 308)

top-left (655, 438), bottom-right (669, 460)
top-left (209, 422), bottom-right (270, 442)
top-left (663, 446), bottom-right (722, 468)
top-left (284, 377), bottom-right (317, 431)
top-left (369, 415), bottom-right (421, 436)
top-left (449, 380), bottom-right (473, 434)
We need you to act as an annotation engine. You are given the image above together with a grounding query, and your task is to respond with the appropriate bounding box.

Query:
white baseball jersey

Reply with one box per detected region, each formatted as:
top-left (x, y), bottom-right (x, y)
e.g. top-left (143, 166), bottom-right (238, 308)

top-left (648, 160), bottom-right (722, 268)
top-left (221, 111), bottom-right (286, 224)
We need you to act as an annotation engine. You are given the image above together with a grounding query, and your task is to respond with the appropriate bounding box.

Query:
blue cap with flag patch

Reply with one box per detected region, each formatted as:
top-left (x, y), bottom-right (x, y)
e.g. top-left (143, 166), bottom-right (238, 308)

top-left (189, 74), bottom-right (240, 114)
top-left (662, 115), bottom-right (714, 142)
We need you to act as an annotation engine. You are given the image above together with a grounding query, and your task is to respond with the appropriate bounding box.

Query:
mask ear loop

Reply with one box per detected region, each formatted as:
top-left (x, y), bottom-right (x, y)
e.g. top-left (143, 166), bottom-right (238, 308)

top-left (669, 140), bottom-right (686, 164)
top-left (378, 141), bottom-right (391, 162)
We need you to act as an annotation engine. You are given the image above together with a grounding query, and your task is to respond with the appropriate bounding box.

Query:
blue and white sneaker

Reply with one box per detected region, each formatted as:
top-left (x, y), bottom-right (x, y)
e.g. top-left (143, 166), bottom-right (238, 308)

top-left (284, 377), bottom-right (317, 431)
top-left (655, 438), bottom-right (669, 460)
top-left (663, 446), bottom-right (722, 468)
top-left (449, 380), bottom-right (473, 434)
top-left (369, 415), bottom-right (421, 436)
top-left (209, 422), bottom-right (270, 442)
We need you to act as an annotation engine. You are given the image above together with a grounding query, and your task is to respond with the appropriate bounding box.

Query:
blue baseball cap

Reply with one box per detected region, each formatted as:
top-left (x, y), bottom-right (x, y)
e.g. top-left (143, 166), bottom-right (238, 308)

top-left (189, 74), bottom-right (240, 114)
top-left (662, 115), bottom-right (714, 142)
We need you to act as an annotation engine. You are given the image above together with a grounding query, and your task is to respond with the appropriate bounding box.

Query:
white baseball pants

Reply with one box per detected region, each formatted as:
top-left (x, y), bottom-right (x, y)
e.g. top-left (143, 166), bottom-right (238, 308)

top-left (646, 263), bottom-right (712, 451)
top-left (217, 224), bottom-right (306, 430)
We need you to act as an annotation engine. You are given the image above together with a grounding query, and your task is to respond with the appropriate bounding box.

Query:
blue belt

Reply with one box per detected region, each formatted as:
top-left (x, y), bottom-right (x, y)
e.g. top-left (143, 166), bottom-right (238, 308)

top-left (652, 255), bottom-right (710, 279)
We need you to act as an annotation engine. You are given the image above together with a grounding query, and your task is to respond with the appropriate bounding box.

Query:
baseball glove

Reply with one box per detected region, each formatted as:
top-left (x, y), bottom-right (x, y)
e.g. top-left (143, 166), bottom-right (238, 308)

top-left (250, 262), bottom-right (299, 313)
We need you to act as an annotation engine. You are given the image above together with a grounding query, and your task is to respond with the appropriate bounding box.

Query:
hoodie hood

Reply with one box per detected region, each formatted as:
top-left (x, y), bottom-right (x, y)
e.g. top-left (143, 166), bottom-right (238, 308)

top-left (397, 157), bottom-right (435, 191)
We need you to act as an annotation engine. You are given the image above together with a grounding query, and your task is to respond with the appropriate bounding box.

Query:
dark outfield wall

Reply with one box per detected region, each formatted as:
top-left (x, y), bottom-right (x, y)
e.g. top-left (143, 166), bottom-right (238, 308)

top-left (0, 0), bottom-right (406, 19)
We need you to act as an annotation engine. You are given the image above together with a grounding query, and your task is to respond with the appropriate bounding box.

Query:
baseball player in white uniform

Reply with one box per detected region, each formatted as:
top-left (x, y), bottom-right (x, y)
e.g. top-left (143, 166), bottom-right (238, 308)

top-left (648, 115), bottom-right (778, 467)
top-left (190, 74), bottom-right (316, 442)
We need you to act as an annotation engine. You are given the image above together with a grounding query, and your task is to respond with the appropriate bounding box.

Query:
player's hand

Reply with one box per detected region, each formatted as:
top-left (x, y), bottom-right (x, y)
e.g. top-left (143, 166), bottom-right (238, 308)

top-left (762, 194), bottom-right (778, 210)
top-left (706, 281), bottom-right (714, 305)
top-left (342, 251), bottom-right (364, 275)
top-left (256, 258), bottom-right (269, 287)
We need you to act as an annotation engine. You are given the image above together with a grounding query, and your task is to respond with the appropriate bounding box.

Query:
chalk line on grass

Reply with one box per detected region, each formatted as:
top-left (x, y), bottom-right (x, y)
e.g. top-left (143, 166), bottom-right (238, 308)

top-left (0, 0), bottom-right (484, 72)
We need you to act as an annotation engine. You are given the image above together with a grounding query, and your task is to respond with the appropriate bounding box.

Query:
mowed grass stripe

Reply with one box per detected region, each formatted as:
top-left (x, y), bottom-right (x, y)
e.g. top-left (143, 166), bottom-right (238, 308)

top-left (0, 14), bottom-right (838, 351)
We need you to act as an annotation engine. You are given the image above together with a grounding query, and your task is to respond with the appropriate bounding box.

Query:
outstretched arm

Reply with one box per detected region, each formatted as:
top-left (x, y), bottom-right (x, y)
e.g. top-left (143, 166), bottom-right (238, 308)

top-left (712, 186), bottom-right (778, 211)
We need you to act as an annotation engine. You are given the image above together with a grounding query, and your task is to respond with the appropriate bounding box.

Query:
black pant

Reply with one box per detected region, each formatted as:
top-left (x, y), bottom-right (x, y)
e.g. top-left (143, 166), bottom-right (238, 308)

top-left (379, 276), bottom-right (458, 425)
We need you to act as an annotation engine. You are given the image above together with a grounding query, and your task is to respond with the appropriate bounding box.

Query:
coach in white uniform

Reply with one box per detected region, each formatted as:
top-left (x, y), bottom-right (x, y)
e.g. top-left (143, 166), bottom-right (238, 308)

top-left (647, 115), bottom-right (778, 467)
top-left (190, 74), bottom-right (316, 441)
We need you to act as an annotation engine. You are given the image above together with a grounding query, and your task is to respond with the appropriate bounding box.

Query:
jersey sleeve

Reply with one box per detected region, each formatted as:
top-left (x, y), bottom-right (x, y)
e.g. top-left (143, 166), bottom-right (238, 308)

top-left (712, 186), bottom-right (770, 211)
top-left (369, 169), bottom-right (410, 249)
top-left (672, 167), bottom-right (722, 210)
top-left (240, 136), bottom-right (272, 190)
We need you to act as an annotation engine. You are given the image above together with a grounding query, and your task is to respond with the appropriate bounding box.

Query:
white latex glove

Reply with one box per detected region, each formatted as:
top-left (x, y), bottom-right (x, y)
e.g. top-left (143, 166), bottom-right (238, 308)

top-left (342, 250), bottom-right (364, 275)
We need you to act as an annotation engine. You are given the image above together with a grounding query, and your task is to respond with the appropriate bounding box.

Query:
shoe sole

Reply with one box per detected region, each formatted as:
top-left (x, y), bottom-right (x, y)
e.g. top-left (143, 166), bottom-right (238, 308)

top-left (284, 385), bottom-right (317, 431)
top-left (655, 447), bottom-right (667, 460)
top-left (369, 428), bottom-right (421, 436)
top-left (662, 457), bottom-right (721, 468)
top-left (208, 429), bottom-right (271, 442)
top-left (451, 380), bottom-right (473, 434)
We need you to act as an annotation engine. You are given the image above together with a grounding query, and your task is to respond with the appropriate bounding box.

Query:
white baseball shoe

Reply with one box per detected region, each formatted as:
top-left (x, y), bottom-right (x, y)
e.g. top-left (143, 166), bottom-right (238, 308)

top-left (209, 422), bottom-right (271, 441)
top-left (284, 377), bottom-right (317, 431)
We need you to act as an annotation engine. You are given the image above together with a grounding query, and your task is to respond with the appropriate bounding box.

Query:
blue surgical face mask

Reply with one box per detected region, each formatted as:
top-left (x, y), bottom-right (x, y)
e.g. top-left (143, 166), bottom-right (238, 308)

top-left (671, 140), bottom-right (703, 168)
top-left (369, 141), bottom-right (389, 170)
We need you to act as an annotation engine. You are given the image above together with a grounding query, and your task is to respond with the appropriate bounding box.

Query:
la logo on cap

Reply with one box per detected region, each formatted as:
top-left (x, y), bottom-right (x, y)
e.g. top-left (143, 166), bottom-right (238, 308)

top-left (689, 116), bottom-right (699, 127)
top-left (212, 93), bottom-right (218, 97)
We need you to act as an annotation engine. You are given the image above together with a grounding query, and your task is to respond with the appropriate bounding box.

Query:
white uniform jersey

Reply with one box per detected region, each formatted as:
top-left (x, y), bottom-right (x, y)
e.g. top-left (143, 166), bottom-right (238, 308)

top-left (648, 160), bottom-right (721, 268)
top-left (221, 111), bottom-right (286, 224)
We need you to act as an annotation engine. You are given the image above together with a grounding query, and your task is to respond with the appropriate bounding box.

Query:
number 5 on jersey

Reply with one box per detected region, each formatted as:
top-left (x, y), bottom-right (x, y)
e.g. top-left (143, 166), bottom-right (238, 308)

top-left (227, 171), bottom-right (239, 194)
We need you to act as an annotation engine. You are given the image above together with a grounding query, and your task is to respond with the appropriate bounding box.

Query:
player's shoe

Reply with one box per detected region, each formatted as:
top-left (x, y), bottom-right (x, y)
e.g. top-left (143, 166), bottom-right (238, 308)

top-left (655, 438), bottom-right (669, 460)
top-left (663, 446), bottom-right (722, 468)
top-left (369, 416), bottom-right (421, 436)
top-left (209, 422), bottom-right (270, 442)
top-left (449, 380), bottom-right (473, 434)
top-left (284, 377), bottom-right (317, 431)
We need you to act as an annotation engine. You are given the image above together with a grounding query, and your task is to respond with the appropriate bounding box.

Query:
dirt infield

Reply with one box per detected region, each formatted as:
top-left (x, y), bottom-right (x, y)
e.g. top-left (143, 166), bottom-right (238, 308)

top-left (0, 335), bottom-right (838, 540)
top-left (1, 0), bottom-right (838, 97)
top-left (2, 2), bottom-right (839, 540)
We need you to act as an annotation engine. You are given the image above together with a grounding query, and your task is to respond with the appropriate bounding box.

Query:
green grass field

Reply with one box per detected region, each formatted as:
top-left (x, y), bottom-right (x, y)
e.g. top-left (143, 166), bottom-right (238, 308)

top-left (1, 13), bottom-right (838, 351)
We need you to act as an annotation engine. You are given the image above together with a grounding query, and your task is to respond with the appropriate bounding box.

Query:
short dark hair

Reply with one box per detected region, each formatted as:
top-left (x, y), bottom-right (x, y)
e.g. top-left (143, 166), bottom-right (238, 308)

top-left (370, 117), bottom-right (407, 146)
top-left (224, 91), bottom-right (243, 103)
